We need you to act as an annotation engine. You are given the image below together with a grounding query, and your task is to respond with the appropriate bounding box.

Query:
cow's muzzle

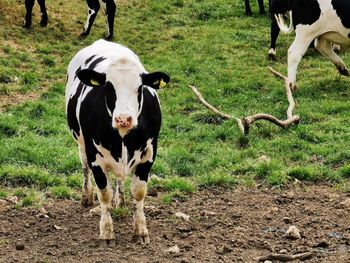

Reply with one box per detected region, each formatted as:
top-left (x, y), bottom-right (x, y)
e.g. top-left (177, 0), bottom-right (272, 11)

top-left (115, 115), bottom-right (133, 129)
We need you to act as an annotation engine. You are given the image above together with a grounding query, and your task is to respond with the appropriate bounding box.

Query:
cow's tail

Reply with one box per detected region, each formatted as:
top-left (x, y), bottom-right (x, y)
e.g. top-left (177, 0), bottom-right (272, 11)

top-left (275, 11), bottom-right (293, 34)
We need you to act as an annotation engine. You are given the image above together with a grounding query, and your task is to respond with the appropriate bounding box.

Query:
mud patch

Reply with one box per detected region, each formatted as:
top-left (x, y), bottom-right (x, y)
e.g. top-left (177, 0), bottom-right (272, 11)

top-left (0, 185), bottom-right (349, 262)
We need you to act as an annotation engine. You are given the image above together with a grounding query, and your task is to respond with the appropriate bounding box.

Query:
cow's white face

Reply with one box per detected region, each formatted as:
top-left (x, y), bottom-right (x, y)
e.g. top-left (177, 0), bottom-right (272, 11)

top-left (76, 62), bottom-right (170, 137)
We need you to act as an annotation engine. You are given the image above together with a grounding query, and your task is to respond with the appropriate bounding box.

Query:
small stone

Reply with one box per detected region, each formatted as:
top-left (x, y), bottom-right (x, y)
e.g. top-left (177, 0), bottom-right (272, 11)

top-left (340, 198), bottom-right (350, 208)
top-left (200, 210), bottom-right (217, 216)
top-left (175, 212), bottom-right (190, 221)
top-left (165, 245), bottom-right (180, 254)
top-left (264, 261), bottom-right (273, 263)
top-left (279, 249), bottom-right (288, 254)
top-left (258, 155), bottom-right (270, 162)
top-left (15, 244), bottom-right (25, 250)
top-left (286, 226), bottom-right (301, 239)
top-left (283, 217), bottom-right (292, 224)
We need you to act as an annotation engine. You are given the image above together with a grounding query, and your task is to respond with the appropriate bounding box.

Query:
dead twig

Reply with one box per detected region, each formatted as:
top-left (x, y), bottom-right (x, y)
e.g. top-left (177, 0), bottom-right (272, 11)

top-left (255, 252), bottom-right (313, 262)
top-left (188, 67), bottom-right (300, 134)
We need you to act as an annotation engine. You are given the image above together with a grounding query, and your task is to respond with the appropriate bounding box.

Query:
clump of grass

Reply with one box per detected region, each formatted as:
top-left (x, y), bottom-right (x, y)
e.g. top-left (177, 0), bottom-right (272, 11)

top-left (111, 207), bottom-right (129, 220)
top-left (50, 186), bottom-right (72, 199)
top-left (339, 165), bottom-right (350, 178)
top-left (287, 166), bottom-right (318, 182)
top-left (0, 190), bottom-right (8, 198)
top-left (197, 171), bottom-right (237, 188)
top-left (161, 176), bottom-right (196, 193)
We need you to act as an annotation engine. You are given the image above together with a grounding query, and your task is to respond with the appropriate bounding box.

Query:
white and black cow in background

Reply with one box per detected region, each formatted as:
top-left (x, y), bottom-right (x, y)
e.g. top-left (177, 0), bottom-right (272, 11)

top-left (66, 40), bottom-right (170, 243)
top-left (276, 0), bottom-right (350, 90)
top-left (80, 0), bottom-right (117, 40)
top-left (245, 0), bottom-right (266, 16)
top-left (24, 0), bottom-right (48, 28)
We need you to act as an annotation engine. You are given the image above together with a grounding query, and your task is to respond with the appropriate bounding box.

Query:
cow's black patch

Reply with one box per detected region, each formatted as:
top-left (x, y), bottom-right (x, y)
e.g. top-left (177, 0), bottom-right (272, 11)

top-left (89, 57), bottom-right (107, 70)
top-left (292, 0), bottom-right (321, 27)
top-left (85, 55), bottom-right (96, 65)
top-left (67, 82), bottom-right (85, 137)
top-left (92, 166), bottom-right (107, 189)
top-left (332, 0), bottom-right (350, 28)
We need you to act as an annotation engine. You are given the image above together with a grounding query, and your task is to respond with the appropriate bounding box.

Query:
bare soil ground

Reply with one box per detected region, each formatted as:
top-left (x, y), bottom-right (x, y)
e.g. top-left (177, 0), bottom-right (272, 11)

top-left (1, 185), bottom-right (349, 263)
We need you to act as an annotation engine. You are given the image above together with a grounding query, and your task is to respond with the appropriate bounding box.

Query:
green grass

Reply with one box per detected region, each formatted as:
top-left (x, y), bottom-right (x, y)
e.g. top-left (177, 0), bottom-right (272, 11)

top-left (0, 0), bottom-right (349, 205)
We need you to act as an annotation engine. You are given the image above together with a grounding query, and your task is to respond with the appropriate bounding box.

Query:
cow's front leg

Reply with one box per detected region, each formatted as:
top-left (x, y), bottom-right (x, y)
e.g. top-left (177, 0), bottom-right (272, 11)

top-left (244, 0), bottom-right (252, 16)
top-left (268, 13), bottom-right (280, 61)
top-left (131, 174), bottom-right (149, 244)
top-left (314, 38), bottom-right (349, 76)
top-left (258, 0), bottom-right (265, 15)
top-left (92, 166), bottom-right (114, 240)
top-left (287, 31), bottom-right (315, 90)
top-left (24, 0), bottom-right (35, 28)
top-left (37, 0), bottom-right (48, 26)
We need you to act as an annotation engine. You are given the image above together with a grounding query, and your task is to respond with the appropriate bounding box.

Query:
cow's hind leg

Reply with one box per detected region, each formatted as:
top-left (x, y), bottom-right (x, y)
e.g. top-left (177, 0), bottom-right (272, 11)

top-left (245, 0), bottom-right (252, 16)
top-left (268, 13), bottom-right (280, 61)
top-left (314, 38), bottom-right (349, 76)
top-left (287, 32), bottom-right (315, 90)
top-left (131, 173), bottom-right (149, 244)
top-left (101, 0), bottom-right (116, 40)
top-left (113, 179), bottom-right (125, 208)
top-left (80, 0), bottom-right (100, 38)
top-left (24, 0), bottom-right (35, 28)
top-left (92, 166), bottom-right (114, 240)
top-left (258, 0), bottom-right (265, 15)
top-left (79, 145), bottom-right (94, 207)
top-left (37, 0), bottom-right (48, 26)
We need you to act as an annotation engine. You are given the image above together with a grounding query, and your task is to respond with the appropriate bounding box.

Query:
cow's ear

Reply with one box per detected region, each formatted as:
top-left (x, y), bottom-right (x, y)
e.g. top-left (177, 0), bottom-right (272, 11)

top-left (76, 69), bottom-right (106, 87)
top-left (142, 72), bottom-right (170, 89)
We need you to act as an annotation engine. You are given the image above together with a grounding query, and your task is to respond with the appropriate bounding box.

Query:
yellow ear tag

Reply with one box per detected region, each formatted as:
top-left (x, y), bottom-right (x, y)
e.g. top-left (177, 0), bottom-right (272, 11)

top-left (91, 79), bottom-right (100, 86)
top-left (159, 79), bottom-right (166, 89)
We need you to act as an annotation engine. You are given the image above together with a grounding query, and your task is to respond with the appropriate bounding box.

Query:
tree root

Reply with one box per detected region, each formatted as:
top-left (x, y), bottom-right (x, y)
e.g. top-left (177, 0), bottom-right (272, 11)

top-left (188, 67), bottom-right (300, 135)
top-left (255, 251), bottom-right (313, 262)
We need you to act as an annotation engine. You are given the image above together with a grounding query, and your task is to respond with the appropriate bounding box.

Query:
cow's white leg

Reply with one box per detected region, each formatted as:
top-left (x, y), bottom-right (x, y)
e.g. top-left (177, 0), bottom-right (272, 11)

top-left (287, 33), bottom-right (315, 90)
top-left (113, 179), bottom-right (125, 208)
top-left (314, 38), bottom-right (349, 76)
top-left (92, 166), bottom-right (114, 240)
top-left (131, 175), bottom-right (149, 244)
top-left (79, 145), bottom-right (94, 207)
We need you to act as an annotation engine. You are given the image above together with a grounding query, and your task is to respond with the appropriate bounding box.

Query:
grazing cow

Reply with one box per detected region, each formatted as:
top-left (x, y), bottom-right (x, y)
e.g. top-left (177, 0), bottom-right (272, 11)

top-left (80, 0), bottom-right (117, 40)
top-left (275, 0), bottom-right (350, 90)
top-left (245, 0), bottom-right (266, 16)
top-left (65, 39), bottom-right (170, 242)
top-left (24, 0), bottom-right (48, 28)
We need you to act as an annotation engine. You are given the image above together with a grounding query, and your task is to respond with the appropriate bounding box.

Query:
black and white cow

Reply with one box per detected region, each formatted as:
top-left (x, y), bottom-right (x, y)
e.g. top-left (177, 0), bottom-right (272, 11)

top-left (24, 0), bottom-right (48, 28)
top-left (80, 0), bottom-right (117, 40)
top-left (245, 0), bottom-right (266, 16)
top-left (65, 40), bottom-right (170, 242)
top-left (275, 0), bottom-right (350, 90)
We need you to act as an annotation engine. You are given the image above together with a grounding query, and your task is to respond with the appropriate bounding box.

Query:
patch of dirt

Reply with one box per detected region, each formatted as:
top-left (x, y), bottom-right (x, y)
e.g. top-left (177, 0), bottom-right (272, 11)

top-left (0, 92), bottom-right (42, 112)
top-left (0, 185), bottom-right (349, 263)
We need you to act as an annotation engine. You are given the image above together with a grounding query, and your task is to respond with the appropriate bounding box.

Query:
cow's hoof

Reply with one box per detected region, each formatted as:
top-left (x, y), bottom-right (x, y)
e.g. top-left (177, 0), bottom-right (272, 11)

top-left (132, 234), bottom-right (150, 245)
top-left (40, 15), bottom-right (48, 27)
top-left (97, 239), bottom-right (116, 247)
top-left (104, 35), bottom-right (113, 41)
top-left (268, 53), bottom-right (277, 61)
top-left (338, 67), bottom-right (350, 76)
top-left (79, 32), bottom-right (89, 39)
top-left (81, 197), bottom-right (94, 208)
top-left (23, 22), bottom-right (31, 29)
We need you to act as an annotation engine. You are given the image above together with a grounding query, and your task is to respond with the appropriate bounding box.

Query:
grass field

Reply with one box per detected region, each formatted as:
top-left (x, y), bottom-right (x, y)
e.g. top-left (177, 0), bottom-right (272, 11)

top-left (0, 0), bottom-right (349, 207)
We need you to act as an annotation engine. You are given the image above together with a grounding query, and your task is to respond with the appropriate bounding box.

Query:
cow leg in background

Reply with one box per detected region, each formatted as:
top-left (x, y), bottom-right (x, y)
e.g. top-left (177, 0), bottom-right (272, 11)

top-left (131, 165), bottom-right (151, 244)
top-left (37, 0), bottom-right (48, 26)
top-left (92, 165), bottom-right (114, 240)
top-left (287, 32), bottom-right (315, 90)
top-left (80, 0), bottom-right (100, 38)
top-left (101, 0), bottom-right (116, 40)
top-left (24, 0), bottom-right (35, 28)
top-left (79, 145), bottom-right (94, 207)
top-left (258, 0), bottom-right (265, 14)
top-left (269, 14), bottom-right (280, 60)
top-left (245, 0), bottom-right (252, 16)
top-left (314, 38), bottom-right (349, 76)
